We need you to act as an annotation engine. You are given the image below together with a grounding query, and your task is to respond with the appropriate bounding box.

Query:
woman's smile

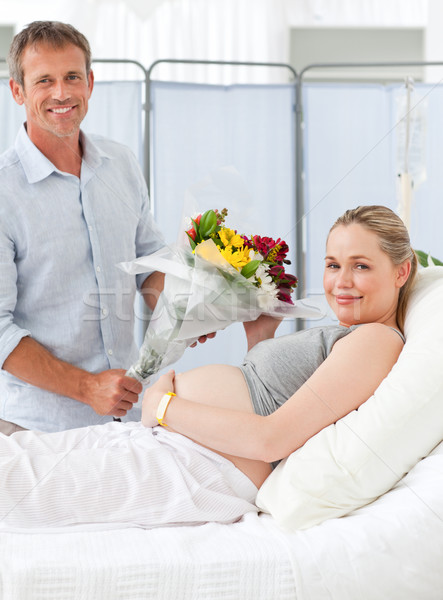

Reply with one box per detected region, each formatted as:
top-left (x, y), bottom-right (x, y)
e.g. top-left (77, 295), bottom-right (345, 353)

top-left (334, 294), bottom-right (363, 305)
top-left (323, 223), bottom-right (405, 327)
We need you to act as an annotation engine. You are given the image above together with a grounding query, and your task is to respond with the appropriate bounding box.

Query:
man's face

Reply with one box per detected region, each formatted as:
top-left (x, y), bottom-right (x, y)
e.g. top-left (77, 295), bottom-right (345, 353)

top-left (10, 42), bottom-right (94, 143)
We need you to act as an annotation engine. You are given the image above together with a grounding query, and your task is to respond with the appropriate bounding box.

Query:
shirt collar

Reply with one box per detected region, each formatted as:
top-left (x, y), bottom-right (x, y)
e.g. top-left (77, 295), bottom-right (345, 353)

top-left (15, 124), bottom-right (56, 184)
top-left (15, 124), bottom-right (111, 184)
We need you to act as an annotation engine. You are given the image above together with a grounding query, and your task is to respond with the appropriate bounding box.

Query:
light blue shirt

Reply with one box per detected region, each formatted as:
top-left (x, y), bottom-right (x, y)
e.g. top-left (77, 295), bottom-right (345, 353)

top-left (0, 125), bottom-right (165, 432)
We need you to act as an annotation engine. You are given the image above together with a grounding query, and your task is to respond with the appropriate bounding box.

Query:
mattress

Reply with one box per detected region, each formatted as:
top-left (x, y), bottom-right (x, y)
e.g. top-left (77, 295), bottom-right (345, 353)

top-left (1, 443), bottom-right (442, 600)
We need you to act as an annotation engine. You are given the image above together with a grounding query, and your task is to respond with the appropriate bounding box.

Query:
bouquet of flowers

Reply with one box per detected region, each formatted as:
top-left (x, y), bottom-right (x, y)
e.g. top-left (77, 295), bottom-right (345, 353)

top-left (185, 208), bottom-right (299, 305)
top-left (119, 208), bottom-right (322, 383)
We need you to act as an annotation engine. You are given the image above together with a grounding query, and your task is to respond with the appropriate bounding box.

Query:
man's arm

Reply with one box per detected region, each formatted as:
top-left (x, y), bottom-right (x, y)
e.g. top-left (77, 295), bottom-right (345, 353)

top-left (140, 271), bottom-right (165, 310)
top-left (3, 337), bottom-right (142, 418)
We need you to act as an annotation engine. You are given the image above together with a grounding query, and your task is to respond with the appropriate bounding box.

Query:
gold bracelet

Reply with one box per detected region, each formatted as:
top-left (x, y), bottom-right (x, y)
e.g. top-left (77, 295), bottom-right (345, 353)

top-left (156, 392), bottom-right (176, 427)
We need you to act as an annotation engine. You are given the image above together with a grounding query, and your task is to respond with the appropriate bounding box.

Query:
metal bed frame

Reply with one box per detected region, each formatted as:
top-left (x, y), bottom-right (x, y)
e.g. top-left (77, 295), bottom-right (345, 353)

top-left (3, 56), bottom-right (443, 305)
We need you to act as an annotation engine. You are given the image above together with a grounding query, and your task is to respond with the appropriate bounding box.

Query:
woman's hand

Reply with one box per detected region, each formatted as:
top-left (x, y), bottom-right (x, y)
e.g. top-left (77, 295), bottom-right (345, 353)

top-left (243, 315), bottom-right (283, 351)
top-left (141, 370), bottom-right (176, 428)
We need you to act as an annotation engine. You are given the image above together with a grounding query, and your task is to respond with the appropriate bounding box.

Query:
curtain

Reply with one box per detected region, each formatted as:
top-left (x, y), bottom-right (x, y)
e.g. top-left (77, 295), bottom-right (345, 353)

top-left (91, 0), bottom-right (291, 84)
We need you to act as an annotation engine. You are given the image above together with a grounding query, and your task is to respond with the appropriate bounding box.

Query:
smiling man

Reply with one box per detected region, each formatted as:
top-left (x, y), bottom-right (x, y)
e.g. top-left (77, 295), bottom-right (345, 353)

top-left (10, 40), bottom-right (93, 170)
top-left (0, 22), bottom-right (166, 434)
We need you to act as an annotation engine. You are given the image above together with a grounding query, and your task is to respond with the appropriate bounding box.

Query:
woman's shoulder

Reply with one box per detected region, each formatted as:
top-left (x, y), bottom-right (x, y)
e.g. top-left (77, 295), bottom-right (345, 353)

top-left (335, 322), bottom-right (405, 354)
top-left (350, 322), bottom-right (404, 339)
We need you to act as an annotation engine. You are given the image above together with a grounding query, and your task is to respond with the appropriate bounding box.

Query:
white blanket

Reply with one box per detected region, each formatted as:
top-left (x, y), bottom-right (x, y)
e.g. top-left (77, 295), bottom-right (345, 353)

top-left (1, 443), bottom-right (442, 599)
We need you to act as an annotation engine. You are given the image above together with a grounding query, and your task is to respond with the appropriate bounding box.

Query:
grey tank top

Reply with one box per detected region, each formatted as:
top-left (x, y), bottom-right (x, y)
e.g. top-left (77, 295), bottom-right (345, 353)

top-left (239, 324), bottom-right (405, 468)
top-left (239, 324), bottom-right (405, 418)
top-left (239, 325), bottom-right (355, 418)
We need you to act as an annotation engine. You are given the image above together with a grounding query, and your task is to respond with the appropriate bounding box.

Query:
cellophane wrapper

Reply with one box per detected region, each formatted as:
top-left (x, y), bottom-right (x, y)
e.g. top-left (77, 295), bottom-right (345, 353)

top-left (119, 239), bottom-right (323, 383)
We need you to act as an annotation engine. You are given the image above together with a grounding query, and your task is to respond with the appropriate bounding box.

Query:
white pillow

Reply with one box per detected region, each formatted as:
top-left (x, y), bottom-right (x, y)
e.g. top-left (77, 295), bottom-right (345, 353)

top-left (256, 266), bottom-right (443, 530)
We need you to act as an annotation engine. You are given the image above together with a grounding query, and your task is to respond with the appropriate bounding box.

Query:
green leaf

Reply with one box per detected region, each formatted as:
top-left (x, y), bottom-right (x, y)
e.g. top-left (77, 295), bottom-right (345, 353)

top-left (241, 260), bottom-right (261, 279)
top-left (190, 218), bottom-right (201, 243)
top-left (415, 249), bottom-right (443, 267)
top-left (198, 210), bottom-right (218, 239)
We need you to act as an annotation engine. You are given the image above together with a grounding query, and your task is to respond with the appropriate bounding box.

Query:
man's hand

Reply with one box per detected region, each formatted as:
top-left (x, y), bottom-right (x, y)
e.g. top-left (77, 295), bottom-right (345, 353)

top-left (80, 369), bottom-right (143, 417)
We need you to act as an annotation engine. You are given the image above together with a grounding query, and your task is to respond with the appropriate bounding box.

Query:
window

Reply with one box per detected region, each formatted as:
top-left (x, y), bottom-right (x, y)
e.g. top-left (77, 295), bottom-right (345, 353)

top-left (290, 27), bottom-right (425, 82)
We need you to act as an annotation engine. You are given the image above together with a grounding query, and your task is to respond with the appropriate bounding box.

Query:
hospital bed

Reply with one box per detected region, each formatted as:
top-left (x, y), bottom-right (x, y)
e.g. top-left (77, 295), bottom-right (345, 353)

top-left (1, 266), bottom-right (442, 599)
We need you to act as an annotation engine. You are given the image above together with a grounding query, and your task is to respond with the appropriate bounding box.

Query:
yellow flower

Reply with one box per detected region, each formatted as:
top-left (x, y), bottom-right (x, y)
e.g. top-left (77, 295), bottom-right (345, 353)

top-left (219, 245), bottom-right (251, 271)
top-left (218, 228), bottom-right (244, 249)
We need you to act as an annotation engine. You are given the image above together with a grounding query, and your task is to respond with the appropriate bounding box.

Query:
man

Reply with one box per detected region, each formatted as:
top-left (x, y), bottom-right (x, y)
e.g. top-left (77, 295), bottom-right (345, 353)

top-left (0, 21), bottom-right (166, 434)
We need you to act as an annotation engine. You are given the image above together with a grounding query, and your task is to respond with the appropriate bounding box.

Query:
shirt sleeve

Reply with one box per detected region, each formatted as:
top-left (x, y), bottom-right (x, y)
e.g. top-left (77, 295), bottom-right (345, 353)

top-left (0, 225), bottom-right (31, 368)
top-left (134, 181), bottom-right (166, 291)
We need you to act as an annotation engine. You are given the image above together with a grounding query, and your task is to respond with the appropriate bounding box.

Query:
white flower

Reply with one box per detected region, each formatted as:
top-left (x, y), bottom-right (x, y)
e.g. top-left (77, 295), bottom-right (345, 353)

top-left (249, 249), bottom-right (263, 261)
top-left (253, 264), bottom-right (278, 296)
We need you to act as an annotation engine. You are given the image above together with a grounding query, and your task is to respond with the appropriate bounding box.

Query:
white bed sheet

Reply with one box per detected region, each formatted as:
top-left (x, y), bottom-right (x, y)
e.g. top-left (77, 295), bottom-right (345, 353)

top-left (1, 442), bottom-right (442, 600)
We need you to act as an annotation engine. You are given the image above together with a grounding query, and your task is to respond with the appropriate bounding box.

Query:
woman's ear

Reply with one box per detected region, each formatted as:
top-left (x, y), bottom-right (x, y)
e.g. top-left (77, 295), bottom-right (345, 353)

top-left (396, 260), bottom-right (412, 288)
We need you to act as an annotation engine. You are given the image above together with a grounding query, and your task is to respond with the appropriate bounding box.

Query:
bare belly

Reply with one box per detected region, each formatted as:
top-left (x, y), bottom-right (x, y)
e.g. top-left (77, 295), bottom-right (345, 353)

top-left (175, 364), bottom-right (273, 489)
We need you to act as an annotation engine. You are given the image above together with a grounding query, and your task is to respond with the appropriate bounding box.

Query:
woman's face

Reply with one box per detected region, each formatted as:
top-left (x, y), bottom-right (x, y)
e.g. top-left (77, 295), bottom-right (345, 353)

top-left (323, 223), bottom-right (409, 328)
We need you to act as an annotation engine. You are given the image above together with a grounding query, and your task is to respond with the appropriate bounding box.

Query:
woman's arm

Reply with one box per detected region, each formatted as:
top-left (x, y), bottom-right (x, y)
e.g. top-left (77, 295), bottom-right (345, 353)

top-left (143, 323), bottom-right (404, 463)
top-left (242, 314), bottom-right (282, 351)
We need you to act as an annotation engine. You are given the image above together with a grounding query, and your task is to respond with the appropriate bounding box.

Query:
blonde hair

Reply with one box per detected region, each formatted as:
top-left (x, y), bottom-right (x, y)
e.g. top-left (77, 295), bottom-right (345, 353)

top-left (8, 21), bottom-right (92, 88)
top-left (329, 205), bottom-right (417, 333)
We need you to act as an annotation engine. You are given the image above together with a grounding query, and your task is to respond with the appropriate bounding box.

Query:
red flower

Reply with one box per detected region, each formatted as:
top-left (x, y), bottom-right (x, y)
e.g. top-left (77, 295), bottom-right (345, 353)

top-left (186, 214), bottom-right (202, 241)
top-left (272, 241), bottom-right (290, 263)
top-left (276, 288), bottom-right (294, 304)
top-left (186, 227), bottom-right (197, 241)
top-left (251, 236), bottom-right (279, 258)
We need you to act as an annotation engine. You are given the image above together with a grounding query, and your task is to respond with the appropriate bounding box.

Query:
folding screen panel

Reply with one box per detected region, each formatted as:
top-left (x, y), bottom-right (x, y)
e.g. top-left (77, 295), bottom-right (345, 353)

top-left (150, 81), bottom-right (298, 371)
top-left (0, 77), bottom-right (24, 152)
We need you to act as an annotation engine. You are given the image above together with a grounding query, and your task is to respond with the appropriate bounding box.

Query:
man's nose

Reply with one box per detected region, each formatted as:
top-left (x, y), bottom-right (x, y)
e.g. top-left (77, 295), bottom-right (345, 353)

top-left (51, 80), bottom-right (70, 101)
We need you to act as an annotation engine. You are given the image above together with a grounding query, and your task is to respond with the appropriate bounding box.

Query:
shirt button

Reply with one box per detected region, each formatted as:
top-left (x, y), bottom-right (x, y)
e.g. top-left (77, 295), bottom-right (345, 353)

top-left (108, 349), bottom-right (113, 356)
top-left (102, 308), bottom-right (108, 316)
top-left (88, 225), bottom-right (93, 231)
top-left (96, 266), bottom-right (101, 273)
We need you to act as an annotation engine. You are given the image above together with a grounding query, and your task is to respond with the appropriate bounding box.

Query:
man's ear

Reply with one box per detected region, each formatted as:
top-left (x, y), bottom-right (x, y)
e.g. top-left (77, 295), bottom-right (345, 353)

top-left (9, 78), bottom-right (25, 105)
top-left (87, 69), bottom-right (94, 98)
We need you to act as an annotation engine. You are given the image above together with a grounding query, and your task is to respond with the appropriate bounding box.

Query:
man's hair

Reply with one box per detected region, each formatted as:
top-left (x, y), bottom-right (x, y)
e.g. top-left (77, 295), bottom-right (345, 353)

top-left (7, 21), bottom-right (92, 87)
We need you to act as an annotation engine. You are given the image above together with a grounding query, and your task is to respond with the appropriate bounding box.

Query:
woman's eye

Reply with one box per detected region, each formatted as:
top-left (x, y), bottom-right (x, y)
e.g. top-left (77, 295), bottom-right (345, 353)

top-left (356, 264), bottom-right (369, 270)
top-left (326, 263), bottom-right (339, 269)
